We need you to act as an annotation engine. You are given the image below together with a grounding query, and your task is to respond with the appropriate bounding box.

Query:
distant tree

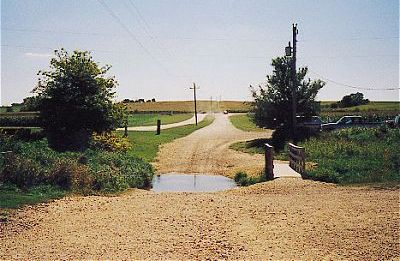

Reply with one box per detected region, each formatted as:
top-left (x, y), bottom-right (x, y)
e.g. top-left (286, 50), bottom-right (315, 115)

top-left (251, 56), bottom-right (325, 130)
top-left (33, 49), bottom-right (126, 151)
top-left (337, 92), bottom-right (369, 108)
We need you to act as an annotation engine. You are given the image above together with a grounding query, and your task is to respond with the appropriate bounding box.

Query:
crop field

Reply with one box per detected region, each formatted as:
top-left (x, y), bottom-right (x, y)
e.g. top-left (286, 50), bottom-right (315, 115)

top-left (320, 101), bottom-right (399, 122)
top-left (124, 100), bottom-right (252, 113)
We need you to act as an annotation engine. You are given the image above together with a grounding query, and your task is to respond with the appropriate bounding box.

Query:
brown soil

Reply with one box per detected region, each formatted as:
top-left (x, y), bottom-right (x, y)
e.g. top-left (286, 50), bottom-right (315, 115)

top-left (1, 113), bottom-right (398, 260)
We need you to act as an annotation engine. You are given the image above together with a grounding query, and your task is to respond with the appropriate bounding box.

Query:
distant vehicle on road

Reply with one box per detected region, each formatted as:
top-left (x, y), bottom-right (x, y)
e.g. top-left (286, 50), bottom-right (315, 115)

top-left (321, 115), bottom-right (381, 131)
top-left (223, 110), bottom-right (228, 114)
top-left (296, 116), bottom-right (323, 131)
top-left (385, 115), bottom-right (400, 128)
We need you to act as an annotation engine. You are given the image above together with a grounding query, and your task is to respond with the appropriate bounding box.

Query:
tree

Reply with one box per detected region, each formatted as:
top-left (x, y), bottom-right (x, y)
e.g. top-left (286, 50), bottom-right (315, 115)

top-left (337, 92), bottom-right (369, 108)
top-left (33, 49), bottom-right (125, 151)
top-left (251, 56), bottom-right (325, 130)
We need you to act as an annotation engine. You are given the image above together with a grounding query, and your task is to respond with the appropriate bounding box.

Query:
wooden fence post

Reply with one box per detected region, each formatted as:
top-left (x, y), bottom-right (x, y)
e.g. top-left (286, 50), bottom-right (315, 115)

top-left (156, 120), bottom-right (161, 135)
top-left (265, 143), bottom-right (274, 180)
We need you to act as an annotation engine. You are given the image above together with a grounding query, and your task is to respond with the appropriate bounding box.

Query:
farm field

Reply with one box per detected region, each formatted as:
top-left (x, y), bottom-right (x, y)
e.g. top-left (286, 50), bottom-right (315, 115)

top-left (127, 113), bottom-right (193, 127)
top-left (124, 100), bottom-right (252, 113)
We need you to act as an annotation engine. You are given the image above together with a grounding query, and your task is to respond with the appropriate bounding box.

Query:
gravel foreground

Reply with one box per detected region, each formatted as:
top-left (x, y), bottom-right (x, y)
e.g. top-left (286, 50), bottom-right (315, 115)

top-left (1, 178), bottom-right (398, 260)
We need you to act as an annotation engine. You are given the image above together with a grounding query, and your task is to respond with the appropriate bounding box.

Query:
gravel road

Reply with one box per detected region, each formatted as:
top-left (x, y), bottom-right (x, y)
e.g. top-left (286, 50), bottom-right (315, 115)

top-left (154, 113), bottom-right (272, 177)
top-left (1, 179), bottom-right (398, 260)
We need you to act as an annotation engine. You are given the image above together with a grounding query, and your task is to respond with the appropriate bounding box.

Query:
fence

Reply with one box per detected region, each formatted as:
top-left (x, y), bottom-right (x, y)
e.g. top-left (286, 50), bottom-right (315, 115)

top-left (264, 143), bottom-right (274, 180)
top-left (288, 143), bottom-right (305, 174)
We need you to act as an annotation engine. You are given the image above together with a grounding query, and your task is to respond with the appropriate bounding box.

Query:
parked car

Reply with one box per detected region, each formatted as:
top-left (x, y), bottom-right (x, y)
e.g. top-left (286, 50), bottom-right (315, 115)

top-left (223, 110), bottom-right (228, 114)
top-left (321, 115), bottom-right (381, 131)
top-left (385, 115), bottom-right (400, 128)
top-left (296, 116), bottom-right (323, 131)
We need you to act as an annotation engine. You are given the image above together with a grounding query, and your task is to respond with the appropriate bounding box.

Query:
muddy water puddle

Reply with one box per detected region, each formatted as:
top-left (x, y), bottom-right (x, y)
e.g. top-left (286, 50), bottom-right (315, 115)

top-left (151, 173), bottom-right (237, 192)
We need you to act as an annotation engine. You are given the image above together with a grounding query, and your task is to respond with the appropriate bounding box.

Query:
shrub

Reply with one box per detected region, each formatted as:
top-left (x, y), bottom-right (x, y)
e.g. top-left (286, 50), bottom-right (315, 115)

top-left (91, 132), bottom-right (131, 151)
top-left (0, 154), bottom-right (45, 189)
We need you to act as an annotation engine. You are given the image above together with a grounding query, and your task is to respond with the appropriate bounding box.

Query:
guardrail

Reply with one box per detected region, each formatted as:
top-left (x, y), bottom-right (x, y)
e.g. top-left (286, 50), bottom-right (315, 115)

top-left (288, 143), bottom-right (305, 174)
top-left (264, 143), bottom-right (274, 180)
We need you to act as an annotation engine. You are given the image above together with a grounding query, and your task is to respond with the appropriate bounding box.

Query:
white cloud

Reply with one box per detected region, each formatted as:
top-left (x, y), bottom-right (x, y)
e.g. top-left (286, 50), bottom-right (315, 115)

top-left (25, 52), bottom-right (53, 58)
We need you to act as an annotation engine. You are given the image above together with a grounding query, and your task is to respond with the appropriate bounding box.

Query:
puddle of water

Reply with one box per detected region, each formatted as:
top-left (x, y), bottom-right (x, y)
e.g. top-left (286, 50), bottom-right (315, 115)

top-left (151, 173), bottom-right (237, 192)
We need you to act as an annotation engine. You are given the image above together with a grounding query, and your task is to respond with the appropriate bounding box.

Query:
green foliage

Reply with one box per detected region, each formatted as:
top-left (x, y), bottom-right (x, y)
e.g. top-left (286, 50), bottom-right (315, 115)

top-left (303, 128), bottom-right (400, 184)
top-left (0, 184), bottom-right (65, 209)
top-left (333, 92), bottom-right (369, 108)
top-left (20, 96), bottom-right (41, 111)
top-left (33, 49), bottom-right (126, 151)
top-left (91, 132), bottom-right (131, 151)
top-left (0, 136), bottom-right (154, 193)
top-left (127, 113), bottom-right (193, 127)
top-left (251, 56), bottom-right (325, 129)
top-left (234, 171), bottom-right (266, 186)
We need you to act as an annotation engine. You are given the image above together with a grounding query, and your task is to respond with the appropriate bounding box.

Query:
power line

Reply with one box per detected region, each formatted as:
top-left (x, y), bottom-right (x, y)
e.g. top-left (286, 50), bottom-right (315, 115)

top-left (96, 0), bottom-right (183, 80)
top-left (308, 69), bottom-right (400, 91)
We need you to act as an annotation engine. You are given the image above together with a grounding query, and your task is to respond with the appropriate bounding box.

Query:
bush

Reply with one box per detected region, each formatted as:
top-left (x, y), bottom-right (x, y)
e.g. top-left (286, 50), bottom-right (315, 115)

top-left (0, 154), bottom-right (45, 189)
top-left (91, 132), bottom-right (131, 151)
top-left (0, 136), bottom-right (154, 193)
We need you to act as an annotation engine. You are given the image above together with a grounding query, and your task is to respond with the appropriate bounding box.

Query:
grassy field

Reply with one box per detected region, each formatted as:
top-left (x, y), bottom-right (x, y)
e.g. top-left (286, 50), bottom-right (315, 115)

top-left (127, 113), bottom-right (193, 127)
top-left (124, 115), bottom-right (215, 162)
top-left (124, 100), bottom-right (252, 113)
top-left (229, 114), bottom-right (265, 132)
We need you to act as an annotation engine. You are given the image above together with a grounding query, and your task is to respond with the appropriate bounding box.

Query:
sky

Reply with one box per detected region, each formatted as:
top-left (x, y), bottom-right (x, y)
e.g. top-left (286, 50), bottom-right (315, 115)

top-left (1, 0), bottom-right (399, 105)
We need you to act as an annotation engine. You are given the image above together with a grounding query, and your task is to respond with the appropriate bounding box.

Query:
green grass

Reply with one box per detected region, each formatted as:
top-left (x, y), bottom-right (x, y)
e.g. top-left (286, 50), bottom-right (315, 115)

top-left (124, 115), bottom-right (215, 162)
top-left (229, 114), bottom-right (265, 132)
top-left (0, 184), bottom-right (65, 209)
top-left (229, 138), bottom-right (287, 160)
top-left (231, 127), bottom-right (400, 184)
top-left (127, 113), bottom-right (193, 127)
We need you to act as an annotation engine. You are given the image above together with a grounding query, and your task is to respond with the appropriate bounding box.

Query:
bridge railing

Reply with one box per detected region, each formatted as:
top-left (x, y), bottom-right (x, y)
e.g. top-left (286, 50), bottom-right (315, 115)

top-left (288, 143), bottom-right (305, 175)
top-left (264, 143), bottom-right (274, 180)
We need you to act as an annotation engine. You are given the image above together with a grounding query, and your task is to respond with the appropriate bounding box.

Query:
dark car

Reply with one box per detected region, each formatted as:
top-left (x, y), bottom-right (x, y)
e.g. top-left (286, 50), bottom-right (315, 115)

top-left (322, 116), bottom-right (365, 131)
top-left (296, 116), bottom-right (323, 131)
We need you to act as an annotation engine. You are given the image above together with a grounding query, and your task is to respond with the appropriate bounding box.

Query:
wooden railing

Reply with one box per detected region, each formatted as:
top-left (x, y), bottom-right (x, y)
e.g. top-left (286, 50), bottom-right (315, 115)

top-left (288, 143), bottom-right (305, 174)
top-left (264, 143), bottom-right (274, 180)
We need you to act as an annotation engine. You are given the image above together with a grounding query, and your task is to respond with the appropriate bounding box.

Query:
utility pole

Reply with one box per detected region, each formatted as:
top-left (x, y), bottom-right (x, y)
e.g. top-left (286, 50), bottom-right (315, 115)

top-left (291, 23), bottom-right (298, 143)
top-left (210, 96), bottom-right (213, 114)
top-left (190, 82), bottom-right (199, 125)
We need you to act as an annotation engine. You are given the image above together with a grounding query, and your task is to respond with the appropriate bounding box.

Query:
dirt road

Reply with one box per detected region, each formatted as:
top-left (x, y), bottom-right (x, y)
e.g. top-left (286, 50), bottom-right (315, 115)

top-left (154, 113), bottom-right (272, 177)
top-left (1, 113), bottom-right (398, 259)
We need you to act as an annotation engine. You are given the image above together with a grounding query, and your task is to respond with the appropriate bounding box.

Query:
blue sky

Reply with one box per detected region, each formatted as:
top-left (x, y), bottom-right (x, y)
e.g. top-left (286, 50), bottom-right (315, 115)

top-left (1, 0), bottom-right (399, 105)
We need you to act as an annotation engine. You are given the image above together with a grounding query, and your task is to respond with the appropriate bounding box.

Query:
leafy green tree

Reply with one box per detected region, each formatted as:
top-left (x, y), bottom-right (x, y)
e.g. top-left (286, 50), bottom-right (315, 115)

top-left (251, 56), bottom-right (325, 130)
top-left (34, 49), bottom-right (125, 151)
top-left (338, 92), bottom-right (369, 108)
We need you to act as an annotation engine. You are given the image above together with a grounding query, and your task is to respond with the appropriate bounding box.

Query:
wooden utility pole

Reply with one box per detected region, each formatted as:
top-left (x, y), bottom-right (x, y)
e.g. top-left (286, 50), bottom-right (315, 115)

top-left (291, 23), bottom-right (298, 143)
top-left (190, 83), bottom-right (199, 125)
